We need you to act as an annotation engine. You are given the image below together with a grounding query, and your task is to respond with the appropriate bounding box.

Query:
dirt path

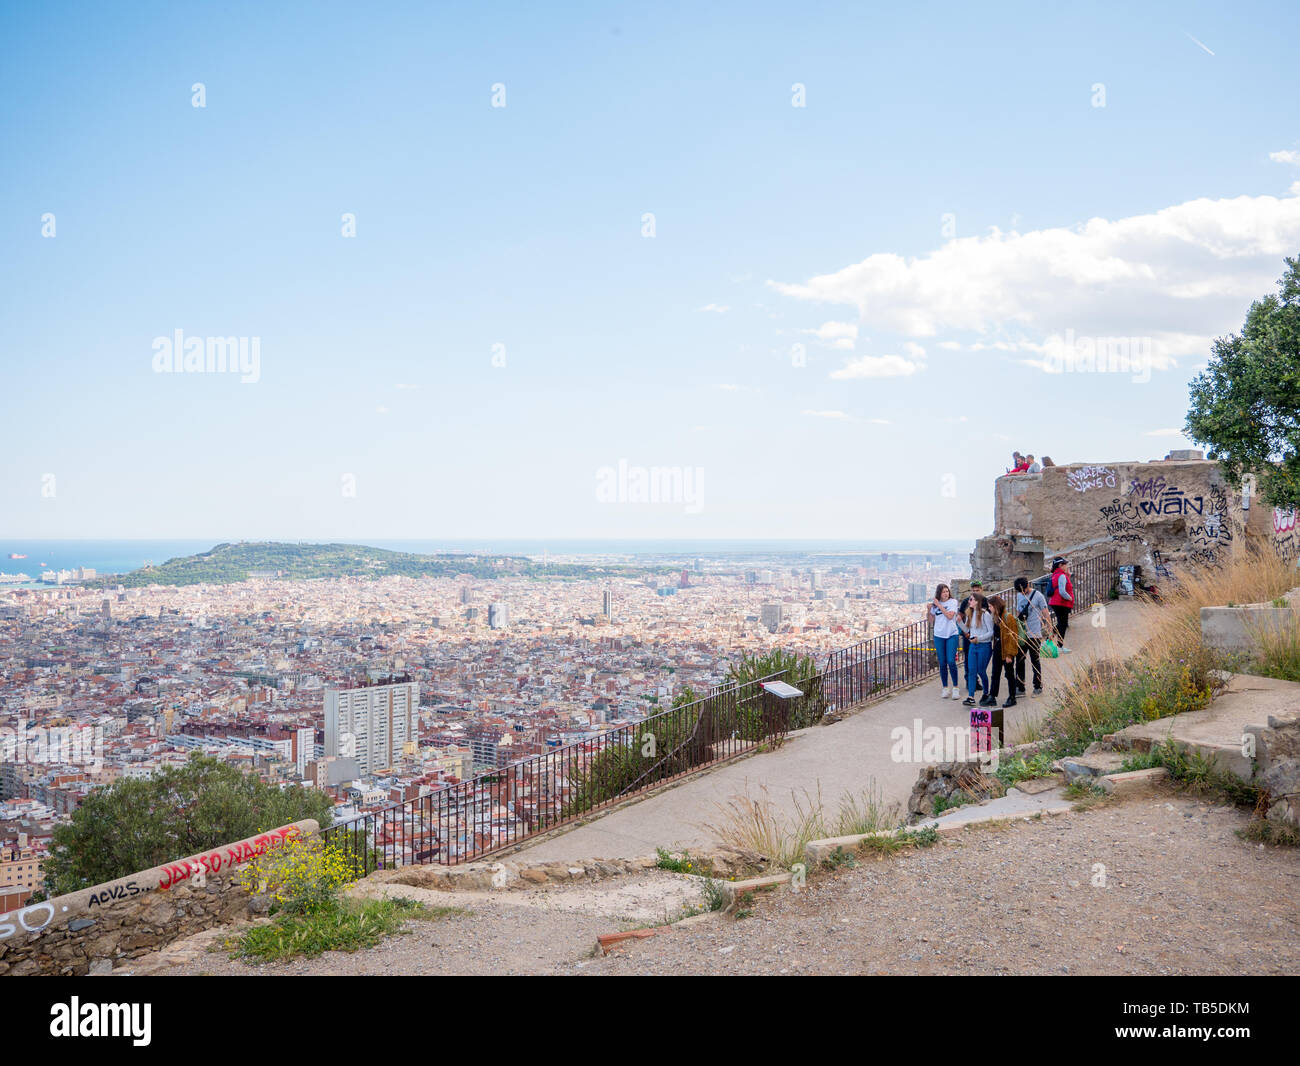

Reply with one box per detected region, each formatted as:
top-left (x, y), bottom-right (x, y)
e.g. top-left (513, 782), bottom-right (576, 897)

top-left (141, 791), bottom-right (1300, 976)
top-left (582, 795), bottom-right (1300, 976)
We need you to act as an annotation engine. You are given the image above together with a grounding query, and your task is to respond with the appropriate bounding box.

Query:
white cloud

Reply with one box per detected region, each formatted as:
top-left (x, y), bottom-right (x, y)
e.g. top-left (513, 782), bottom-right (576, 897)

top-left (829, 353), bottom-right (924, 379)
top-left (803, 320), bottom-right (859, 350)
top-left (698, 303), bottom-right (730, 313)
top-left (802, 409), bottom-right (852, 420)
top-left (769, 188), bottom-right (1300, 376)
top-left (1143, 428), bottom-right (1187, 437)
top-left (1270, 150), bottom-right (1300, 166)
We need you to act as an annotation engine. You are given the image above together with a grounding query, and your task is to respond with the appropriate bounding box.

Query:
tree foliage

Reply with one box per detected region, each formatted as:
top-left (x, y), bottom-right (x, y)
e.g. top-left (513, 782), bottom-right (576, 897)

top-left (1186, 256), bottom-right (1300, 509)
top-left (42, 755), bottom-right (334, 897)
top-left (727, 647), bottom-right (825, 730)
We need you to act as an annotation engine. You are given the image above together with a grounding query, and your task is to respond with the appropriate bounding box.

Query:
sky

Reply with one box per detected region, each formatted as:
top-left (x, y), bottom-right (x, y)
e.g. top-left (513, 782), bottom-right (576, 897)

top-left (3, 0), bottom-right (1299, 543)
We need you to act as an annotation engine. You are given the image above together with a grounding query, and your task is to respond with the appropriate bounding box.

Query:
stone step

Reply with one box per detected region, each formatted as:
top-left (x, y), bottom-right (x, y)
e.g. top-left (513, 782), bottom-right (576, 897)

top-left (1058, 752), bottom-right (1128, 782)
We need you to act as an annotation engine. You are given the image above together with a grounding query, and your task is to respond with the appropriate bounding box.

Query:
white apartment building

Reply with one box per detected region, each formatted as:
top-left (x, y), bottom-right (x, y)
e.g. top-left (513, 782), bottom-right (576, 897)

top-left (324, 677), bottom-right (419, 775)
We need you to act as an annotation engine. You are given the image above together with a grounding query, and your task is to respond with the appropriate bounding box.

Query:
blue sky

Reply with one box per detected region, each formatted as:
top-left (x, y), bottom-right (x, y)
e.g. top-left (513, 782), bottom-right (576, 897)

top-left (3, 0), bottom-right (1298, 541)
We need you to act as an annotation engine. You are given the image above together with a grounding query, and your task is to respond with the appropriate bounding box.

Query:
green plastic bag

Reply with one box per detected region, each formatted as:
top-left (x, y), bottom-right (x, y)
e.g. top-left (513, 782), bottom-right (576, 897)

top-left (1041, 638), bottom-right (1059, 658)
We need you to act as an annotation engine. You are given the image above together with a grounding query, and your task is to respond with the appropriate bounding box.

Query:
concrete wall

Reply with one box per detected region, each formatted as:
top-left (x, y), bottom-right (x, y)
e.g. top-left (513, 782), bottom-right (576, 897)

top-left (0, 820), bottom-right (316, 976)
top-left (971, 459), bottom-right (1291, 585)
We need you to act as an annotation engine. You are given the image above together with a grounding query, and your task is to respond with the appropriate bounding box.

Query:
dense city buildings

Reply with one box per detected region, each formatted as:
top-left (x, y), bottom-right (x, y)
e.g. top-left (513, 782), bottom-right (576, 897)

top-left (0, 546), bottom-right (967, 872)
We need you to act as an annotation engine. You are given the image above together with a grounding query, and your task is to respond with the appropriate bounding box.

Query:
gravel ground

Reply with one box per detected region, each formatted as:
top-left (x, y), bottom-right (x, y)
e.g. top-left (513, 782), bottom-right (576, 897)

top-left (584, 795), bottom-right (1300, 976)
top-left (154, 794), bottom-right (1299, 976)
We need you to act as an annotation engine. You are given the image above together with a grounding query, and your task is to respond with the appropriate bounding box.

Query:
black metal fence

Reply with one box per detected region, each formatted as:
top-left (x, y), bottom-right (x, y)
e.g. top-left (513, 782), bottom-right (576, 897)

top-left (1068, 550), bottom-right (1116, 613)
top-left (323, 669), bottom-right (824, 873)
top-left (323, 550), bottom-right (1117, 872)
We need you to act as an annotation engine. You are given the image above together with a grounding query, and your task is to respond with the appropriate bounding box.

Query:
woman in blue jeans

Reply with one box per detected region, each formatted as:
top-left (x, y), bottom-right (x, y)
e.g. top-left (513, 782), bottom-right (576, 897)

top-left (926, 583), bottom-right (961, 700)
top-left (959, 592), bottom-right (994, 707)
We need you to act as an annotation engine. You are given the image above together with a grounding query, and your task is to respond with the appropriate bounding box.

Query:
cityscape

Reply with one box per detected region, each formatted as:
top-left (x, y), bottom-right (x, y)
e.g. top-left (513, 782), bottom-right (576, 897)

top-left (2, 0), bottom-right (1297, 1013)
top-left (0, 542), bottom-right (968, 896)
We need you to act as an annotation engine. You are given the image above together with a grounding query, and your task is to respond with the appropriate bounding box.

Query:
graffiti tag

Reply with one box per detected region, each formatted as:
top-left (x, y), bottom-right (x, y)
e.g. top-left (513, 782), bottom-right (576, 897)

top-left (1068, 466), bottom-right (1117, 493)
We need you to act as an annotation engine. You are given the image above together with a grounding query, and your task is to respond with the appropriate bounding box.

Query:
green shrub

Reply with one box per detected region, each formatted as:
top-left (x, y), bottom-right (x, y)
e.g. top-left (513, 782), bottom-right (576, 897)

top-left (932, 792), bottom-right (973, 817)
top-left (728, 648), bottom-right (825, 731)
top-left (42, 754), bottom-right (333, 897)
top-left (994, 750), bottom-right (1059, 790)
top-left (1045, 646), bottom-right (1220, 757)
top-left (231, 897), bottom-right (461, 963)
top-left (700, 878), bottom-right (728, 911)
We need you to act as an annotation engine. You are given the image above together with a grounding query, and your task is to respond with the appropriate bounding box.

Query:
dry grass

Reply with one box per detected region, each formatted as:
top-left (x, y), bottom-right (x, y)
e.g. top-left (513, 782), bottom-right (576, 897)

top-left (1137, 548), bottom-right (1299, 662)
top-left (1043, 551), bottom-right (1298, 752)
top-left (705, 781), bottom-right (900, 868)
top-left (1008, 707), bottom-right (1049, 746)
top-left (1244, 607), bottom-right (1300, 681)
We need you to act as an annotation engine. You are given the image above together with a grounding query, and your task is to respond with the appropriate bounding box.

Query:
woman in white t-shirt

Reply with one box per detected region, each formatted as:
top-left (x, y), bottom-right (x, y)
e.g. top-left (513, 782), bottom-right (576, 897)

top-left (926, 583), bottom-right (961, 700)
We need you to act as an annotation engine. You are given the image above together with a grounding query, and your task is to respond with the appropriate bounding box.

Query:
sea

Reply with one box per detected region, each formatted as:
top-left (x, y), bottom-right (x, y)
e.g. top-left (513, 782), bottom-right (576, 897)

top-left (0, 538), bottom-right (974, 585)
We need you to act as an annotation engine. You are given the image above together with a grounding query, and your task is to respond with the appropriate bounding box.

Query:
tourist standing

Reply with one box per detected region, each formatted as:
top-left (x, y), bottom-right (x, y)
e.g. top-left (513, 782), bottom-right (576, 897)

top-left (1048, 557), bottom-right (1074, 653)
top-left (983, 595), bottom-right (1020, 710)
top-left (927, 584), bottom-right (961, 700)
top-left (960, 592), bottom-right (994, 707)
top-left (1014, 576), bottom-right (1049, 696)
top-left (957, 579), bottom-right (985, 694)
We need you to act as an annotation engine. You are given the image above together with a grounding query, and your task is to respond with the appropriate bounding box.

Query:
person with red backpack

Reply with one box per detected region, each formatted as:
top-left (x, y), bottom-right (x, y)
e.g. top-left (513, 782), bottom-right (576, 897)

top-left (1047, 556), bottom-right (1074, 654)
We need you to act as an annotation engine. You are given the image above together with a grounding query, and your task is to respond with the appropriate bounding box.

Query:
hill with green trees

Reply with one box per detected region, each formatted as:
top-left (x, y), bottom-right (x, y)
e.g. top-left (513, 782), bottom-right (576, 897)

top-left (86, 541), bottom-right (669, 588)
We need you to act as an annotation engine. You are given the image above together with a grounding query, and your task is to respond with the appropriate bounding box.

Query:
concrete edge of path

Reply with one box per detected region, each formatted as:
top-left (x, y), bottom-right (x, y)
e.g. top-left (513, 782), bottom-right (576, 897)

top-left (1098, 767), bottom-right (1169, 796)
top-left (804, 798), bottom-right (1073, 865)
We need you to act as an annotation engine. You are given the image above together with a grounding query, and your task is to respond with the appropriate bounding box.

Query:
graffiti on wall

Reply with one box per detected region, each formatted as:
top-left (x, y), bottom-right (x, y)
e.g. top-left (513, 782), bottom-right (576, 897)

top-left (1274, 507), bottom-right (1299, 560)
top-left (1188, 487), bottom-right (1232, 564)
top-left (1068, 466), bottom-right (1117, 493)
top-left (156, 824), bottom-right (300, 892)
top-left (1099, 498), bottom-right (1142, 542)
top-left (0, 823), bottom-right (304, 942)
top-left (1094, 478), bottom-right (1236, 563)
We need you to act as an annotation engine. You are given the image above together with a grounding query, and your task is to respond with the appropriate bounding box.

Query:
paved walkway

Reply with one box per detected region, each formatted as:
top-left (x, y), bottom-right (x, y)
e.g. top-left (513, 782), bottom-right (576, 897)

top-left (516, 601), bottom-right (1145, 861)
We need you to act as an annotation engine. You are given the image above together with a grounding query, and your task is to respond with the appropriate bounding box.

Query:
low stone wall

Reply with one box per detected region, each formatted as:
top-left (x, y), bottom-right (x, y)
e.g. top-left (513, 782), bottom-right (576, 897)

top-left (1252, 715), bottom-right (1300, 827)
top-left (908, 760), bottom-right (1005, 820)
top-left (1201, 588), bottom-right (1300, 655)
top-left (0, 820), bottom-right (316, 976)
top-left (360, 846), bottom-right (770, 893)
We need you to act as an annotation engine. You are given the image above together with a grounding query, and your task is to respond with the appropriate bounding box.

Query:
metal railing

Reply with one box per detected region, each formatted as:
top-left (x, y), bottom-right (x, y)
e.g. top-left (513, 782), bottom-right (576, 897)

top-left (323, 669), bottom-right (824, 873)
top-left (1067, 549), bottom-right (1116, 611)
top-left (324, 550), bottom-right (1117, 872)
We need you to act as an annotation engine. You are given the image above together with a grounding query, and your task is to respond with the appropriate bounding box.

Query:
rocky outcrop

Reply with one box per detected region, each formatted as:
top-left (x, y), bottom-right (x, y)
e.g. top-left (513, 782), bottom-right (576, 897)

top-left (907, 761), bottom-right (1005, 820)
top-left (1255, 714), bottom-right (1300, 827)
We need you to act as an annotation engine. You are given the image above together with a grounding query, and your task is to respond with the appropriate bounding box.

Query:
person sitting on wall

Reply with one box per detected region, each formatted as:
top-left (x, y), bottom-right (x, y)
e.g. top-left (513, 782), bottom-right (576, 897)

top-left (1025, 454), bottom-right (1042, 473)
